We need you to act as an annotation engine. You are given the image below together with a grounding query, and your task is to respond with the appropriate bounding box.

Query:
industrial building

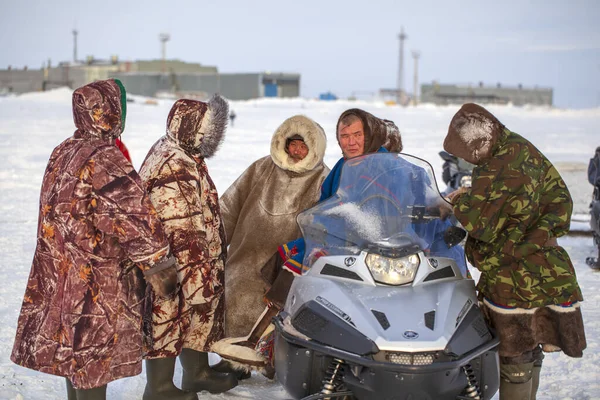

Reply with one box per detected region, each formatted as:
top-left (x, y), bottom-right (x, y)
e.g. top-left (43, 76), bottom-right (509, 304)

top-left (110, 71), bottom-right (300, 100)
top-left (420, 82), bottom-right (553, 106)
top-left (0, 58), bottom-right (300, 101)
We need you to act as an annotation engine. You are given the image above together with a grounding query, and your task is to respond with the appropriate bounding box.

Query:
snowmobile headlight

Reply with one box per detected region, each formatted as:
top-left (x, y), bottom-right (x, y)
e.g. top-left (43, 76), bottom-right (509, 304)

top-left (365, 253), bottom-right (420, 285)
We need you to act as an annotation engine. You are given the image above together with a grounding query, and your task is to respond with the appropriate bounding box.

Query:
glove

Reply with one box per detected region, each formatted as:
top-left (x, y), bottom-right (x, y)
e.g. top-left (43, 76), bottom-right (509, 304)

top-left (144, 256), bottom-right (178, 298)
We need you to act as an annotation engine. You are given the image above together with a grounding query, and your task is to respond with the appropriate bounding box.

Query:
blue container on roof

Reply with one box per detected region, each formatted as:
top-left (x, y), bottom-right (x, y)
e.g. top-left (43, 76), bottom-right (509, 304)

top-left (319, 92), bottom-right (338, 101)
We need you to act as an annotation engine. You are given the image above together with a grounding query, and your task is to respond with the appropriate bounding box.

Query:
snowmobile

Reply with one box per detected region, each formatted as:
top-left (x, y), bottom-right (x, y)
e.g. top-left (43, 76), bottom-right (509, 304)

top-left (586, 146), bottom-right (600, 268)
top-left (273, 153), bottom-right (500, 400)
top-left (439, 150), bottom-right (474, 196)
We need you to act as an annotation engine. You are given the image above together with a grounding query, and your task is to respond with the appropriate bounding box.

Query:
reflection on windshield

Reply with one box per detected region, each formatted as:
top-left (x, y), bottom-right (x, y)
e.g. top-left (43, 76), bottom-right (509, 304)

top-left (298, 153), bottom-right (464, 274)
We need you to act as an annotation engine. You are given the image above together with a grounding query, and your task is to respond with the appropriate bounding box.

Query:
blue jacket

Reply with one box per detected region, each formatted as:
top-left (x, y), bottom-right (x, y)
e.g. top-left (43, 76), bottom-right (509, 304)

top-left (281, 148), bottom-right (388, 274)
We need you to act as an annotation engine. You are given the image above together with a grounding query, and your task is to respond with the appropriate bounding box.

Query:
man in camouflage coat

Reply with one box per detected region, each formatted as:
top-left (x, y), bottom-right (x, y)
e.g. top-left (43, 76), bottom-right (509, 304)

top-left (444, 103), bottom-right (586, 400)
top-left (139, 96), bottom-right (237, 399)
top-left (11, 79), bottom-right (174, 399)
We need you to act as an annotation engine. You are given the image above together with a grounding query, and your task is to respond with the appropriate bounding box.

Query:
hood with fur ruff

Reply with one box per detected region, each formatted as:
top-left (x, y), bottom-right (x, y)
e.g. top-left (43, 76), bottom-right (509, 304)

top-left (270, 115), bottom-right (326, 173)
top-left (166, 95), bottom-right (228, 157)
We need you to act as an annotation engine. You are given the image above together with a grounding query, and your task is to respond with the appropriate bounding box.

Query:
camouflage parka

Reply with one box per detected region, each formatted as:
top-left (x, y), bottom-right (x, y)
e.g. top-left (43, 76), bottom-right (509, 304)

top-left (445, 104), bottom-right (583, 309)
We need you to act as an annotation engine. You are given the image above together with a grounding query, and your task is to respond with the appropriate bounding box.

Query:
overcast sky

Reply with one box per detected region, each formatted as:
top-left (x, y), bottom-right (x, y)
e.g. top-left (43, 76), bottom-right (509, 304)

top-left (1, 0), bottom-right (599, 108)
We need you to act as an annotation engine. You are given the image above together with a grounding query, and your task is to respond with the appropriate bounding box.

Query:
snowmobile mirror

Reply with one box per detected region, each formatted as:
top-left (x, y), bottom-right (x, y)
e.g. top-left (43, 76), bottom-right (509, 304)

top-left (443, 226), bottom-right (466, 248)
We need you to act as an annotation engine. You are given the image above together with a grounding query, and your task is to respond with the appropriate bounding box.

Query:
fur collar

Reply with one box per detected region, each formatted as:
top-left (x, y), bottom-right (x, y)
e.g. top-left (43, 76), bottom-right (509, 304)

top-left (270, 115), bottom-right (326, 174)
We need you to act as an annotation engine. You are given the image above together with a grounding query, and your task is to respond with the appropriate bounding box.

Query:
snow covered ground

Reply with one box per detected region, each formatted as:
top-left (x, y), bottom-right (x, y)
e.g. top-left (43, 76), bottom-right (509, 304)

top-left (1, 88), bottom-right (599, 399)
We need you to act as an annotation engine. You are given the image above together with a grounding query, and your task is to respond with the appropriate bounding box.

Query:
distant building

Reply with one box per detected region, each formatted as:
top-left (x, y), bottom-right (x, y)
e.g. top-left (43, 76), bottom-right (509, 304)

top-left (109, 71), bottom-right (300, 100)
top-left (420, 82), bottom-right (553, 106)
top-left (0, 58), bottom-right (300, 101)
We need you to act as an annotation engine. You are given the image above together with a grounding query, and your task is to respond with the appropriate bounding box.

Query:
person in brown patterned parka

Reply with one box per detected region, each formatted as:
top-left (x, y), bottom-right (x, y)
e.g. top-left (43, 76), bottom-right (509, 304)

top-left (10, 79), bottom-right (176, 400)
top-left (139, 95), bottom-right (237, 398)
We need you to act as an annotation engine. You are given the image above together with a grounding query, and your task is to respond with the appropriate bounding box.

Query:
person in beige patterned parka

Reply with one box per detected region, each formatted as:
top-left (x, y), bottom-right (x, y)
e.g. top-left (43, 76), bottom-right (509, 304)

top-left (10, 79), bottom-right (174, 400)
top-left (139, 96), bottom-right (237, 399)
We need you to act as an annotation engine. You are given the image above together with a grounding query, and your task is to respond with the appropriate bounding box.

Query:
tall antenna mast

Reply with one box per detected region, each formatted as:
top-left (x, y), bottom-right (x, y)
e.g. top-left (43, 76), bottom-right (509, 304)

top-left (412, 50), bottom-right (420, 105)
top-left (72, 29), bottom-right (78, 63)
top-left (397, 27), bottom-right (408, 104)
top-left (159, 33), bottom-right (170, 73)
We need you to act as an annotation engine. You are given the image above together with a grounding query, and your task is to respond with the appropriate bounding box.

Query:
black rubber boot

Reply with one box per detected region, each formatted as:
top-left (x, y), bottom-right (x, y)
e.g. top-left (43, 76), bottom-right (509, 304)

top-left (211, 359), bottom-right (252, 380)
top-left (180, 349), bottom-right (238, 394)
top-left (499, 362), bottom-right (534, 400)
top-left (65, 379), bottom-right (77, 400)
top-left (530, 365), bottom-right (541, 400)
top-left (143, 357), bottom-right (198, 400)
top-left (74, 385), bottom-right (107, 400)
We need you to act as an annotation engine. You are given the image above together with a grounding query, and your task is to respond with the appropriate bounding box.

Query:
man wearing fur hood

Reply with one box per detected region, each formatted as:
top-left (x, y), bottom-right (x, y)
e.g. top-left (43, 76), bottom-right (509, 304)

top-left (139, 96), bottom-right (237, 399)
top-left (444, 103), bottom-right (586, 400)
top-left (217, 115), bottom-right (329, 342)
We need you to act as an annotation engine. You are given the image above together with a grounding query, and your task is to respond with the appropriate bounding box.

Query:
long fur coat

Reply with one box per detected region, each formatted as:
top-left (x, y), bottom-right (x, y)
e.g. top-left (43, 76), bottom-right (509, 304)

top-left (220, 115), bottom-right (329, 337)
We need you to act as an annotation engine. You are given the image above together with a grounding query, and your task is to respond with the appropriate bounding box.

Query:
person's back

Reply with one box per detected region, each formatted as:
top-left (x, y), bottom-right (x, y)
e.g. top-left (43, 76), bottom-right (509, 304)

top-left (11, 79), bottom-right (171, 398)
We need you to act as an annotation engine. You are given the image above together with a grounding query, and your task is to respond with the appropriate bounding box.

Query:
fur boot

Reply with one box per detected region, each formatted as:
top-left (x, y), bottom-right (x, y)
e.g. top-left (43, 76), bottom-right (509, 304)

top-left (211, 305), bottom-right (279, 376)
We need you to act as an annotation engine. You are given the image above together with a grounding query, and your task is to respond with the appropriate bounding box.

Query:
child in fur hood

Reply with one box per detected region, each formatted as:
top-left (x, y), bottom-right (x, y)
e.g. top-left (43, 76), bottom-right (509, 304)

top-left (445, 103), bottom-right (586, 400)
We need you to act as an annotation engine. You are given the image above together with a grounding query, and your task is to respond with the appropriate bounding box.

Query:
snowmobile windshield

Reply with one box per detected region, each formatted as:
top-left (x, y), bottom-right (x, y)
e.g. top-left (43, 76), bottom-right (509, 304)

top-left (298, 153), bottom-right (461, 273)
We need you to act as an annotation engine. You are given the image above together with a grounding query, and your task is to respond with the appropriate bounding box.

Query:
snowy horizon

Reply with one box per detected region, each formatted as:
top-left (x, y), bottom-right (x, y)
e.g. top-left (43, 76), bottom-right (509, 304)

top-left (1, 87), bottom-right (599, 399)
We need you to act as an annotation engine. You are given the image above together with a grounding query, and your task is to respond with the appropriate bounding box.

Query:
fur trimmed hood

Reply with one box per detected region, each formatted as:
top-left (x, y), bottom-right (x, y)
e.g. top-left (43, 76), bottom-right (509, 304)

top-left (72, 79), bottom-right (126, 141)
top-left (443, 103), bottom-right (505, 165)
top-left (166, 94), bottom-right (228, 157)
top-left (270, 115), bottom-right (326, 174)
top-left (336, 109), bottom-right (402, 156)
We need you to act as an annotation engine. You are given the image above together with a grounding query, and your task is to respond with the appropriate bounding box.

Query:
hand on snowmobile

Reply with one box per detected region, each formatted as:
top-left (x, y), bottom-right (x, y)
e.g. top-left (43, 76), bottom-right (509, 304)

top-left (144, 256), bottom-right (179, 298)
top-left (437, 201), bottom-right (454, 220)
top-left (446, 187), bottom-right (469, 204)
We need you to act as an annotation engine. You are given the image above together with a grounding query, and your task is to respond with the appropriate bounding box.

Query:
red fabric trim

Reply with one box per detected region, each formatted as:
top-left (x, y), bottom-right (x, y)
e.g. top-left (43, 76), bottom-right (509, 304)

top-left (115, 138), bottom-right (132, 163)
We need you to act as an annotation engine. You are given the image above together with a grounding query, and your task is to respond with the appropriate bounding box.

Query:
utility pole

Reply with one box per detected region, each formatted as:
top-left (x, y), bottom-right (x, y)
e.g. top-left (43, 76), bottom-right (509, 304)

top-left (412, 50), bottom-right (420, 105)
top-left (72, 29), bottom-right (78, 63)
top-left (397, 27), bottom-right (408, 105)
top-left (159, 33), bottom-right (170, 73)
